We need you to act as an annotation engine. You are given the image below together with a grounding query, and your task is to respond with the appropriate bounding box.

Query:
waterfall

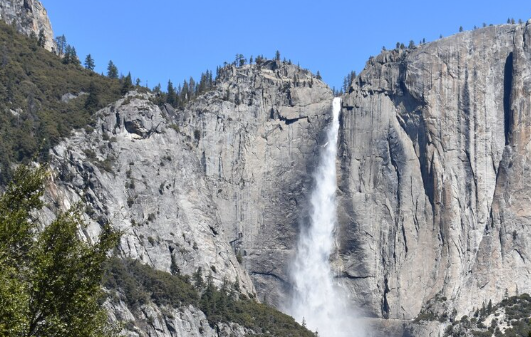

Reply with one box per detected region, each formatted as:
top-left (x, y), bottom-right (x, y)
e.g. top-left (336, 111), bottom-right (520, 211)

top-left (289, 97), bottom-right (363, 337)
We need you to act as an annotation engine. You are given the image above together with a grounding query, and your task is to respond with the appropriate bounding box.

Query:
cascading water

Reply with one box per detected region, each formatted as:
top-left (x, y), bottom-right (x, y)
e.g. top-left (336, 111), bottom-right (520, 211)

top-left (289, 97), bottom-right (363, 337)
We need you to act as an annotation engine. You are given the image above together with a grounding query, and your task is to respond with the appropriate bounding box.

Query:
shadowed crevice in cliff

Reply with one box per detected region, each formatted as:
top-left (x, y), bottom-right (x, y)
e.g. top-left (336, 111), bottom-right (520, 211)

top-left (504, 52), bottom-right (514, 145)
top-left (389, 64), bottom-right (435, 213)
top-left (462, 69), bottom-right (479, 212)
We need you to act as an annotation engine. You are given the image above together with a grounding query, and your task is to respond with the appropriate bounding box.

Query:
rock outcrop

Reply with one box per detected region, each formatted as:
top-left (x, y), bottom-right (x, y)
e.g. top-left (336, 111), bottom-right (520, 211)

top-left (106, 301), bottom-right (249, 337)
top-left (337, 21), bottom-right (531, 328)
top-left (0, 0), bottom-right (54, 51)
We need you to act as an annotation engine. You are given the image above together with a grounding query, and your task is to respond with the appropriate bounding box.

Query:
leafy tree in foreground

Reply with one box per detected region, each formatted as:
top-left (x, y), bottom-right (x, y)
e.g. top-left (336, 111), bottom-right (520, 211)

top-left (0, 165), bottom-right (119, 337)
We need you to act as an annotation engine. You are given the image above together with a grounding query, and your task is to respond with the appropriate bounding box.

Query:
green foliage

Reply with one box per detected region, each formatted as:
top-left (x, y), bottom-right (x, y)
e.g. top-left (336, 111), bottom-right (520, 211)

top-left (0, 21), bottom-right (122, 184)
top-left (62, 45), bottom-right (80, 65)
top-left (121, 72), bottom-right (133, 95)
top-left (37, 29), bottom-right (45, 48)
top-left (107, 60), bottom-right (118, 79)
top-left (84, 54), bottom-right (95, 70)
top-left (85, 81), bottom-right (100, 110)
top-left (161, 70), bottom-right (214, 109)
top-left (342, 70), bottom-right (356, 93)
top-left (55, 34), bottom-right (66, 56)
top-left (104, 258), bottom-right (314, 336)
top-left (0, 165), bottom-right (120, 336)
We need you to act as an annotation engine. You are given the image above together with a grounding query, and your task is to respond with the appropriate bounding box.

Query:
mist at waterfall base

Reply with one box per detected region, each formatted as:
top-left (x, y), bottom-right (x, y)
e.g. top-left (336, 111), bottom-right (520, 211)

top-left (288, 98), bottom-right (365, 337)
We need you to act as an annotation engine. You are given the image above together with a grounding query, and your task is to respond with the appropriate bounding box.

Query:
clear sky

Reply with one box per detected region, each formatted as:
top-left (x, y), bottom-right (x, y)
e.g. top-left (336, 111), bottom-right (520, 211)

top-left (42, 0), bottom-right (531, 91)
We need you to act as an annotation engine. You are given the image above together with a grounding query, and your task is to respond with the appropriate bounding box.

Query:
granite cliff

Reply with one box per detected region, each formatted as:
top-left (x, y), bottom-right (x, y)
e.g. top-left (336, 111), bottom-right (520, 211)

top-left (43, 62), bottom-right (332, 335)
top-left (4, 1), bottom-right (531, 335)
top-left (338, 19), bottom-right (531, 332)
top-left (0, 0), bottom-right (53, 50)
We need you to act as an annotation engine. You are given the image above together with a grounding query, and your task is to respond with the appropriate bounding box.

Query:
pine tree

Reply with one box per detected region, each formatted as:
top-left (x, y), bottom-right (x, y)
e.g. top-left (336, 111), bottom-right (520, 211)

top-left (121, 72), bottom-right (133, 95)
top-left (107, 60), bottom-right (118, 79)
top-left (85, 82), bottom-right (100, 111)
top-left (37, 29), bottom-right (46, 48)
top-left (62, 45), bottom-right (72, 64)
top-left (459, 26), bottom-right (463, 32)
top-left (275, 50), bottom-right (281, 61)
top-left (193, 267), bottom-right (204, 289)
top-left (316, 71), bottom-right (322, 80)
top-left (84, 54), bottom-right (95, 71)
top-left (70, 46), bottom-right (80, 65)
top-left (54, 35), bottom-right (66, 56)
top-left (166, 80), bottom-right (177, 106)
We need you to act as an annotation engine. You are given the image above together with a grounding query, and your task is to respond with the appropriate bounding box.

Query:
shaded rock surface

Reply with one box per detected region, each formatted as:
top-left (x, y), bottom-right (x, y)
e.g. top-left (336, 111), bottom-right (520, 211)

top-left (0, 0), bottom-right (54, 50)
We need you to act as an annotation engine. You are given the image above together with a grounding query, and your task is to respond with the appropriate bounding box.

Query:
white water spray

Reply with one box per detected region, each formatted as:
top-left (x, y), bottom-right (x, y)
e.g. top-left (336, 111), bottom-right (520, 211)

top-left (289, 98), bottom-right (363, 337)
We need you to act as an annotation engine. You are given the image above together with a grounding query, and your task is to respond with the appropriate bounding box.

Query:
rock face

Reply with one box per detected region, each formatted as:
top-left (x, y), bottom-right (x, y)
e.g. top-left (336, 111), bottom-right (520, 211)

top-left (46, 92), bottom-right (255, 295)
top-left (45, 61), bottom-right (333, 334)
top-left (338, 21), bottom-right (531, 326)
top-left (106, 301), bottom-right (250, 337)
top-left (0, 0), bottom-right (54, 51)
top-left (173, 61), bottom-right (333, 306)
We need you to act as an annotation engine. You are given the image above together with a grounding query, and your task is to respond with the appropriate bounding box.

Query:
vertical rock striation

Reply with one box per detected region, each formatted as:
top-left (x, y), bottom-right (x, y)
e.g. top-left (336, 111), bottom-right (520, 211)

top-left (338, 21), bottom-right (531, 325)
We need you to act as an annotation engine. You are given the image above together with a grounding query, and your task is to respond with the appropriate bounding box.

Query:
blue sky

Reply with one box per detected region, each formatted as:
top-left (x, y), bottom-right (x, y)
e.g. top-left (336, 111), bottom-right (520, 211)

top-left (42, 1), bottom-right (531, 91)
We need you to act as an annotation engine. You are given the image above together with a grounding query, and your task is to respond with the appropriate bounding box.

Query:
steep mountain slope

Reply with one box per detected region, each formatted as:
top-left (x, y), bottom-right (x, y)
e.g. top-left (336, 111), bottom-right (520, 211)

top-left (338, 20), bottom-right (531, 328)
top-left (0, 19), bottom-right (123, 185)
